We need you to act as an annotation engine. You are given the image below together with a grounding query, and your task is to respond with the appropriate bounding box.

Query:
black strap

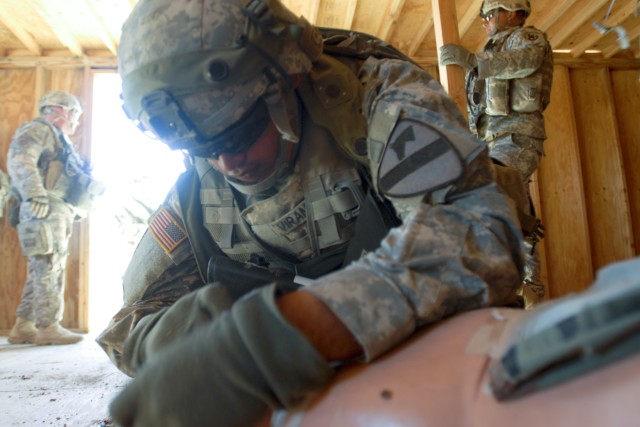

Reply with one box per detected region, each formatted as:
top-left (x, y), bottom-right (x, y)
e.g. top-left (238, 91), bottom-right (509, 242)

top-left (176, 165), bottom-right (226, 283)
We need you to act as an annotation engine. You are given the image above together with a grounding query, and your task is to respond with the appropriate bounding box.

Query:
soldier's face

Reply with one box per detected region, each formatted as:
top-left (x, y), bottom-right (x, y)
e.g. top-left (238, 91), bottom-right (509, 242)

top-left (482, 9), bottom-right (517, 36)
top-left (207, 119), bottom-right (281, 184)
top-left (57, 107), bottom-right (81, 135)
top-left (482, 9), bottom-right (503, 36)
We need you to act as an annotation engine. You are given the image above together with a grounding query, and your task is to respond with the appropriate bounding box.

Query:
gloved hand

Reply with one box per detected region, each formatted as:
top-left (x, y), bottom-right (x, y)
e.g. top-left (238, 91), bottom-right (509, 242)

top-left (27, 196), bottom-right (50, 218)
top-left (122, 282), bottom-right (236, 375)
top-left (439, 44), bottom-right (477, 68)
top-left (110, 284), bottom-right (335, 427)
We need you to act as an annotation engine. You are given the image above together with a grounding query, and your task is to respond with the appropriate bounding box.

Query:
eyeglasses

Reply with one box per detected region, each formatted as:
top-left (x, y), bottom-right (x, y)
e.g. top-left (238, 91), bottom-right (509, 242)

top-left (481, 10), bottom-right (499, 22)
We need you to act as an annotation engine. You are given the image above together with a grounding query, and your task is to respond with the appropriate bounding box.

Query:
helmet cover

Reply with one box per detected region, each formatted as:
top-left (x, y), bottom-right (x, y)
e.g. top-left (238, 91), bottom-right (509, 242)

top-left (481, 0), bottom-right (531, 17)
top-left (118, 0), bottom-right (322, 154)
top-left (38, 91), bottom-right (83, 114)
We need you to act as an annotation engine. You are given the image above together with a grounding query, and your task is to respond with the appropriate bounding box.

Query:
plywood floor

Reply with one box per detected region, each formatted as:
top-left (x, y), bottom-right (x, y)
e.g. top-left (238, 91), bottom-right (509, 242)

top-left (0, 334), bottom-right (130, 427)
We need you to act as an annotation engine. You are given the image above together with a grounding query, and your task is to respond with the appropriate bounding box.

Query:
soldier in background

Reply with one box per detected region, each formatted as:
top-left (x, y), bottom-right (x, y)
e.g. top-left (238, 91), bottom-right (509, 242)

top-left (7, 91), bottom-right (100, 345)
top-left (0, 163), bottom-right (8, 217)
top-left (99, 0), bottom-right (526, 425)
top-left (439, 0), bottom-right (553, 307)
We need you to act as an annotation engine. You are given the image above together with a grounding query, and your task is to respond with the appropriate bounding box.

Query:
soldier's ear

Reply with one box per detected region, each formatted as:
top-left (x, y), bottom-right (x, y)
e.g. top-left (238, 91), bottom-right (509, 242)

top-left (506, 11), bottom-right (521, 25)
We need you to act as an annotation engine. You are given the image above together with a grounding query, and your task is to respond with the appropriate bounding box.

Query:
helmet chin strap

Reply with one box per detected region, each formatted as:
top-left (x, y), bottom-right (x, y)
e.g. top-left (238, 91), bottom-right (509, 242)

top-left (262, 78), bottom-right (300, 144)
top-left (226, 87), bottom-right (301, 196)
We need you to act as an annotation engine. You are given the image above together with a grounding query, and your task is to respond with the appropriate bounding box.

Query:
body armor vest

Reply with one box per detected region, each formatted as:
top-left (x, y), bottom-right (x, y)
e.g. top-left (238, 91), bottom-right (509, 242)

top-left (36, 119), bottom-right (103, 211)
top-left (197, 114), bottom-right (363, 275)
top-left (180, 29), bottom-right (412, 281)
top-left (466, 26), bottom-right (553, 138)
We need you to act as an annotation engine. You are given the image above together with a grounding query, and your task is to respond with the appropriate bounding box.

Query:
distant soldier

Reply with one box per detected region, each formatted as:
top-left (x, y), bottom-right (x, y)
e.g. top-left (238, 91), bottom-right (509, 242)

top-left (7, 90), bottom-right (103, 345)
top-left (0, 165), bottom-right (8, 217)
top-left (439, 0), bottom-right (553, 307)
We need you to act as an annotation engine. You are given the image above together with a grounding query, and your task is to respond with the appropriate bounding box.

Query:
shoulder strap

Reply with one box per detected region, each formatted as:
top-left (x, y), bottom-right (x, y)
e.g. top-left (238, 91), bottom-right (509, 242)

top-left (176, 163), bottom-right (226, 283)
top-left (319, 27), bottom-right (419, 66)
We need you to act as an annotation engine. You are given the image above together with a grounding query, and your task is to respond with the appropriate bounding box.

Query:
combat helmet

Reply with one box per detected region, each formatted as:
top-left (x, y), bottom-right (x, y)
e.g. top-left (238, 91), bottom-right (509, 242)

top-left (38, 91), bottom-right (83, 115)
top-left (118, 0), bottom-right (323, 158)
top-left (481, 0), bottom-right (531, 17)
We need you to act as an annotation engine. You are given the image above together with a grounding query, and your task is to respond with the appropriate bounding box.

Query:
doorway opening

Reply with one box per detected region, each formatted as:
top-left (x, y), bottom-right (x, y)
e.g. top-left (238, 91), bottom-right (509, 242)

top-left (87, 72), bottom-right (185, 334)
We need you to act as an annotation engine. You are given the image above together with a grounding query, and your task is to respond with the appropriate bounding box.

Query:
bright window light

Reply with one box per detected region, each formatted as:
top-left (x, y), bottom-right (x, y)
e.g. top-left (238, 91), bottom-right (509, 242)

top-left (88, 72), bottom-right (186, 333)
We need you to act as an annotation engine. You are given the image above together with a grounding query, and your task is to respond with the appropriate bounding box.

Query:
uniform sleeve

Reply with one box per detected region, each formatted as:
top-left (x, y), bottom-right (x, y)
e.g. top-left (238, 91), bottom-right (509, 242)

top-left (96, 185), bottom-right (205, 375)
top-left (476, 27), bottom-right (550, 80)
top-left (7, 122), bottom-right (54, 201)
top-left (305, 58), bottom-right (525, 361)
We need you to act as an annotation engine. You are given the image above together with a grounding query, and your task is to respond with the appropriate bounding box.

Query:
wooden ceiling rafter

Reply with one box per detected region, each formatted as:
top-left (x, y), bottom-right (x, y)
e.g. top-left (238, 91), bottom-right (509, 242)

top-left (0, 3), bottom-right (42, 56)
top-left (0, 0), bottom-right (637, 69)
top-left (378, 0), bottom-right (407, 41)
top-left (546, 0), bottom-right (611, 49)
top-left (32, 0), bottom-right (84, 56)
top-left (458, 0), bottom-right (484, 37)
top-left (571, 1), bottom-right (640, 58)
top-left (81, 0), bottom-right (119, 55)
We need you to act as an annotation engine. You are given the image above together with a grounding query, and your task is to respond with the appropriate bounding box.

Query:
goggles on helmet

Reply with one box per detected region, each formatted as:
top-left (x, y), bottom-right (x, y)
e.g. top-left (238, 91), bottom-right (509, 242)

top-left (133, 89), bottom-right (271, 158)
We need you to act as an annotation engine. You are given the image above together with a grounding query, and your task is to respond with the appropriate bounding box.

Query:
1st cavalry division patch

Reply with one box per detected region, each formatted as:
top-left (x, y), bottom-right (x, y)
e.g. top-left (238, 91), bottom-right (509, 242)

top-left (378, 120), bottom-right (464, 197)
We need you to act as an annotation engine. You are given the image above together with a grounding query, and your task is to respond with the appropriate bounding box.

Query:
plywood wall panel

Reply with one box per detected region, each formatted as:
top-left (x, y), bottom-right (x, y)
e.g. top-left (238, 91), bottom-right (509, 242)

top-left (570, 67), bottom-right (634, 271)
top-left (610, 70), bottom-right (640, 254)
top-left (538, 65), bottom-right (593, 297)
top-left (0, 69), bottom-right (36, 329)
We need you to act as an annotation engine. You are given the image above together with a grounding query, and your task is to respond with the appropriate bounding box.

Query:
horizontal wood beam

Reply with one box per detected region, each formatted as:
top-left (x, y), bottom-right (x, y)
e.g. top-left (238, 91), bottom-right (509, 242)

top-left (0, 54), bottom-right (117, 69)
top-left (413, 52), bottom-right (640, 69)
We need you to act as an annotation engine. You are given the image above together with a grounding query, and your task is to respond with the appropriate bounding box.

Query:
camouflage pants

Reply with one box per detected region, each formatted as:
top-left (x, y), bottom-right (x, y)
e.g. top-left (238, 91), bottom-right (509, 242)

top-left (15, 200), bottom-right (74, 326)
top-left (15, 252), bottom-right (69, 327)
top-left (488, 134), bottom-right (544, 184)
top-left (489, 133), bottom-right (546, 306)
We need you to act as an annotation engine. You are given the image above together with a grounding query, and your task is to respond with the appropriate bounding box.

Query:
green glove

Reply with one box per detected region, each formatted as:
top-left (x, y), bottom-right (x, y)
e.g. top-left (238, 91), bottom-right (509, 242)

top-left (439, 44), bottom-right (477, 68)
top-left (110, 284), bottom-right (335, 427)
top-left (121, 282), bottom-right (236, 375)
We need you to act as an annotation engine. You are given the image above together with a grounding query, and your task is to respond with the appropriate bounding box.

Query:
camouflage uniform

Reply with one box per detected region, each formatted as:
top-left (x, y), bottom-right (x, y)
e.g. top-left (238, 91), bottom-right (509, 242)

top-left (102, 1), bottom-right (525, 425)
top-left (8, 118), bottom-right (79, 328)
top-left (467, 26), bottom-right (553, 175)
top-left (472, 25), bottom-right (553, 305)
top-left (0, 165), bottom-right (8, 217)
top-left (440, 1), bottom-right (553, 306)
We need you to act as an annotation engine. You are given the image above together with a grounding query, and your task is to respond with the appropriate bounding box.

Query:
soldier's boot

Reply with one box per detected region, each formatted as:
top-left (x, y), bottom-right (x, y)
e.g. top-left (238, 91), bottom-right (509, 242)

top-left (35, 322), bottom-right (83, 345)
top-left (8, 317), bottom-right (38, 344)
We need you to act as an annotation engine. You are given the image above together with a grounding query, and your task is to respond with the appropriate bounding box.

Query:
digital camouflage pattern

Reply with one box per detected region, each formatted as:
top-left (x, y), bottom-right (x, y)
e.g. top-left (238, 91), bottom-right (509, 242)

top-left (98, 0), bottom-right (523, 427)
top-left (469, 26), bottom-right (553, 144)
top-left (464, 22), bottom-right (553, 304)
top-left (100, 1), bottom-right (526, 423)
top-left (99, 57), bottom-right (525, 373)
top-left (0, 167), bottom-right (8, 217)
top-left (7, 117), bottom-right (79, 327)
top-left (482, 0), bottom-right (531, 16)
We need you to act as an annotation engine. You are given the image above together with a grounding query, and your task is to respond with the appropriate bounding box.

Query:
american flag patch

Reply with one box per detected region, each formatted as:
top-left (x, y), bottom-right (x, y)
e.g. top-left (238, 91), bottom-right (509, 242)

top-left (149, 207), bottom-right (187, 254)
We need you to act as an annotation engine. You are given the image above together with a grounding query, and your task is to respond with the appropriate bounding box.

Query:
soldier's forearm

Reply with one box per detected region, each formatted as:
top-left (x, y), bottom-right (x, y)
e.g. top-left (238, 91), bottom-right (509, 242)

top-left (277, 290), bottom-right (363, 361)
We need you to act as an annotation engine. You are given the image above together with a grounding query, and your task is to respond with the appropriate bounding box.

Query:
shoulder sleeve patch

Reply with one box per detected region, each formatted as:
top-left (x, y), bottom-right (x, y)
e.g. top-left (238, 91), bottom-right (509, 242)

top-left (149, 207), bottom-right (188, 254)
top-left (378, 119), bottom-right (464, 197)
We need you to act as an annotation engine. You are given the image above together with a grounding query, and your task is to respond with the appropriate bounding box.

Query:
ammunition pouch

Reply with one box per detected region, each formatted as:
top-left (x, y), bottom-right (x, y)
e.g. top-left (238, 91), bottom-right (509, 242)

top-left (511, 72), bottom-right (546, 113)
top-left (17, 220), bottom-right (55, 256)
top-left (485, 78), bottom-right (510, 116)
